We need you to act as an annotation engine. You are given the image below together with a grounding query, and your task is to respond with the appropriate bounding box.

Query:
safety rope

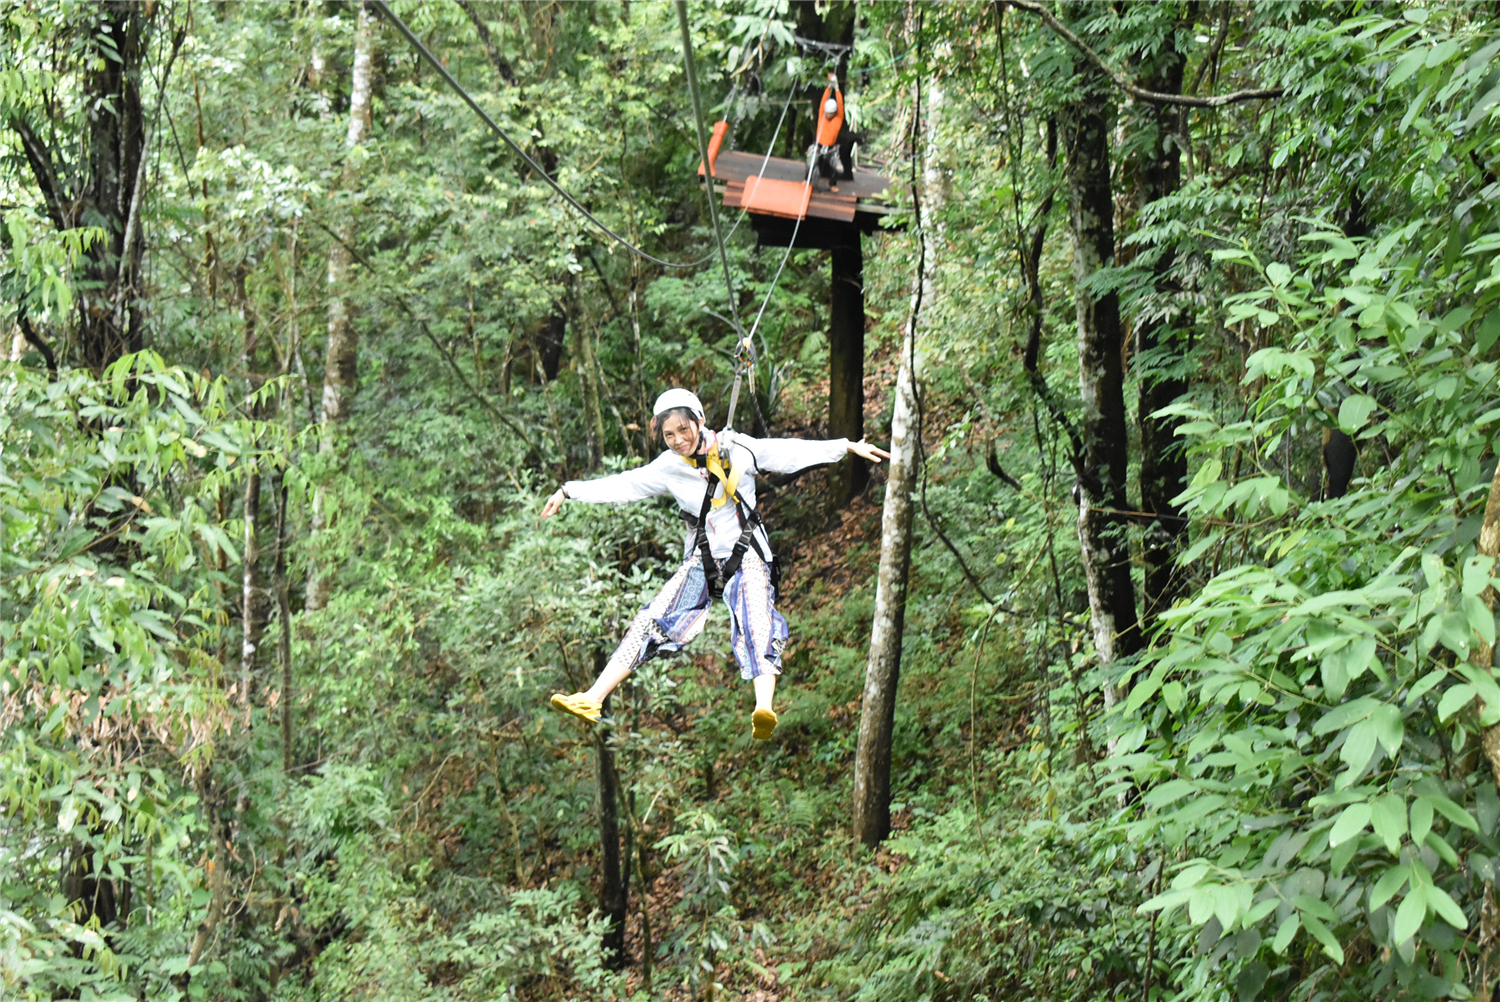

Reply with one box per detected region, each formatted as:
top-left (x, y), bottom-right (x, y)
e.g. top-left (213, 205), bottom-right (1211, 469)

top-left (370, 0), bottom-right (715, 271)
top-left (718, 83), bottom-right (798, 247)
top-left (676, 0), bottom-right (748, 341)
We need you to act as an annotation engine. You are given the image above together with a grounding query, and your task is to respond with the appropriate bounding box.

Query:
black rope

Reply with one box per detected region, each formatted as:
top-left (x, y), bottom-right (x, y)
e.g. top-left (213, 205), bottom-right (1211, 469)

top-left (369, 0), bottom-right (713, 271)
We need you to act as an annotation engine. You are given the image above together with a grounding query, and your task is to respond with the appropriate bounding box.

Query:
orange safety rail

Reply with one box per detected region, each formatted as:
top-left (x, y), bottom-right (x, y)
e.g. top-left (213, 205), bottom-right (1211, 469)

top-left (697, 120), bottom-right (730, 177)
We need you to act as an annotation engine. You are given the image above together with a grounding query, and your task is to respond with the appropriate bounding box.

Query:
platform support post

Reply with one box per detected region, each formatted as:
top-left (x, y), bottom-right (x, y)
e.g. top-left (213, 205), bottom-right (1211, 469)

top-left (830, 229), bottom-right (866, 505)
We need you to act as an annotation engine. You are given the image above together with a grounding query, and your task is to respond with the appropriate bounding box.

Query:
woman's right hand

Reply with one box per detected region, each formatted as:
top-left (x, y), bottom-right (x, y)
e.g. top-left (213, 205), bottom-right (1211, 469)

top-left (541, 488), bottom-right (566, 519)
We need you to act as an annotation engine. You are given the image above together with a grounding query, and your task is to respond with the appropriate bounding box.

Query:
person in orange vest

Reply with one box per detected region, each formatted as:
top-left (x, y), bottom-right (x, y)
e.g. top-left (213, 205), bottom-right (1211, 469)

top-left (811, 74), bottom-right (860, 193)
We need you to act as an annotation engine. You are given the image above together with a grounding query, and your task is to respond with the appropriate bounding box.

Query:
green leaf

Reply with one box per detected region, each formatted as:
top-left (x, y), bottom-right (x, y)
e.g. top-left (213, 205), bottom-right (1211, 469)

top-left (1299, 912), bottom-right (1345, 964)
top-left (1478, 308), bottom-right (1500, 354)
top-left (1313, 697), bottom-right (1381, 735)
top-left (1266, 262), bottom-right (1291, 287)
top-left (1271, 912), bottom-right (1301, 954)
top-left (1370, 863), bottom-right (1410, 910)
top-left (1125, 660), bottom-right (1169, 715)
top-left (1371, 795), bottom-right (1408, 855)
top-left (57, 795), bottom-right (78, 833)
top-left (1407, 669), bottom-right (1446, 707)
top-left (1437, 683), bottom-right (1476, 721)
top-left (1187, 885), bottom-right (1215, 925)
top-left (1329, 801), bottom-right (1372, 847)
top-left (1425, 884), bottom-right (1468, 930)
top-left (1371, 704), bottom-right (1403, 757)
top-left (1144, 779), bottom-right (1196, 808)
top-left (1393, 885), bottom-right (1427, 945)
top-left (1426, 792), bottom-right (1479, 832)
top-left (1465, 594), bottom-right (1496, 646)
top-left (1339, 719), bottom-right (1379, 782)
top-left (1425, 39), bottom-right (1460, 67)
top-left (1388, 47), bottom-right (1427, 86)
top-left (1337, 394), bottom-right (1379, 433)
top-left (1411, 797), bottom-right (1435, 845)
top-left (1463, 555), bottom-right (1496, 597)
top-left (1322, 649), bottom-right (1350, 702)
top-left (1465, 82), bottom-right (1500, 129)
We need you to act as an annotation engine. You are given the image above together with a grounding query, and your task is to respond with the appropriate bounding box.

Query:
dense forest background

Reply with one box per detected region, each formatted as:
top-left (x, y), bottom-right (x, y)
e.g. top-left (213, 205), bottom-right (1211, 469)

top-left (4, 1), bottom-right (1500, 999)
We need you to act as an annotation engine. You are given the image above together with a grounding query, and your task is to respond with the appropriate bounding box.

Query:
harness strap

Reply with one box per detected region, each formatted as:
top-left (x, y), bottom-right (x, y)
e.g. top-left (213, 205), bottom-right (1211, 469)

top-left (688, 477), bottom-right (775, 601)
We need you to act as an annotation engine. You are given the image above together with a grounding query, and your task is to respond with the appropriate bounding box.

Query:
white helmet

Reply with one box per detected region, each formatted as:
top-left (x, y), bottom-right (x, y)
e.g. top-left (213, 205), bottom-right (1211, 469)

top-left (824, 98), bottom-right (839, 117)
top-left (652, 388), bottom-right (705, 422)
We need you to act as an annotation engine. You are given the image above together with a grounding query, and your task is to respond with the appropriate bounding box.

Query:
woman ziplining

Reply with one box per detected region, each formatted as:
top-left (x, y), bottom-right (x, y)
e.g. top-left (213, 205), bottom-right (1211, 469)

top-left (542, 388), bottom-right (890, 740)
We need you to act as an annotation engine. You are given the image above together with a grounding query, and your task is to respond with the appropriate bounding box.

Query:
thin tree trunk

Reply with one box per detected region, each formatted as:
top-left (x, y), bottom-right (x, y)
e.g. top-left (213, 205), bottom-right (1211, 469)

top-left (1134, 15), bottom-right (1190, 634)
top-left (1063, 21), bottom-right (1143, 684)
top-left (242, 470), bottom-right (263, 696)
top-left (274, 470), bottom-right (295, 773)
top-left (538, 308), bottom-right (567, 383)
top-left (307, 1), bottom-right (376, 611)
top-left (239, 268), bottom-right (267, 699)
top-left (853, 78), bottom-right (941, 849)
top-left (596, 684), bottom-right (627, 969)
top-left (575, 306), bottom-right (606, 468)
top-left (830, 235), bottom-right (867, 503)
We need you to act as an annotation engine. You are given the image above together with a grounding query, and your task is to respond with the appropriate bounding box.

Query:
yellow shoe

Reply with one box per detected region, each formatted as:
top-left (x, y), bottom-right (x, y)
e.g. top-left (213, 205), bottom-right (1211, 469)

top-left (550, 693), bottom-right (602, 723)
top-left (752, 708), bottom-right (778, 740)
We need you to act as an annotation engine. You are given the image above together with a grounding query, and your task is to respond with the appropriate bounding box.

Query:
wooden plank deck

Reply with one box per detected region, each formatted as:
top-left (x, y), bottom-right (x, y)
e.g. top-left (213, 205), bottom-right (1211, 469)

top-left (710, 150), bottom-right (893, 201)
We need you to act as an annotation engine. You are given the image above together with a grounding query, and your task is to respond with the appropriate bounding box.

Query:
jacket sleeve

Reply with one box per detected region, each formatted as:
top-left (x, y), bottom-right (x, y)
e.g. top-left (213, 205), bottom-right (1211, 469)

top-left (734, 435), bottom-right (849, 475)
top-left (563, 453), bottom-right (675, 504)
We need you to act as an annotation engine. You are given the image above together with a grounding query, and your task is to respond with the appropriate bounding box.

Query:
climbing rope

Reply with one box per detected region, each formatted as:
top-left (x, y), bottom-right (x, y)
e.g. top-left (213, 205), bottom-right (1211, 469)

top-left (370, 0), bottom-right (715, 271)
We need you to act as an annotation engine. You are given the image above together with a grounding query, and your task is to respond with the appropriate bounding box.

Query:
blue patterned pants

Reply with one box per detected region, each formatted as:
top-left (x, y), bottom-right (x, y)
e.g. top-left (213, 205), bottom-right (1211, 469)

top-left (605, 547), bottom-right (788, 681)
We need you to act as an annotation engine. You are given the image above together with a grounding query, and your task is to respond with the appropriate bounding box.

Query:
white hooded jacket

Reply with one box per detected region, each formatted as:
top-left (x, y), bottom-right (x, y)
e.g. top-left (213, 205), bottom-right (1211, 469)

top-left (563, 430), bottom-right (849, 561)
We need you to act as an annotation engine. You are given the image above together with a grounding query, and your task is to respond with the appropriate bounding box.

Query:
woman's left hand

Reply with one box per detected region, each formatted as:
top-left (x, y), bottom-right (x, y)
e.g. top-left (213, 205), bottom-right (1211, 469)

top-left (848, 439), bottom-right (892, 463)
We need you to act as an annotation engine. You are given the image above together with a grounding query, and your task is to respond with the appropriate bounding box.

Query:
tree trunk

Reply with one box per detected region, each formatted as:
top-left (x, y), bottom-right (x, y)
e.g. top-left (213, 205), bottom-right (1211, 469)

top-left (239, 269), bottom-right (268, 697)
top-left (575, 307), bottom-right (606, 468)
top-left (830, 235), bottom-right (867, 503)
top-left (273, 470), bottom-right (296, 773)
top-left (1064, 32), bottom-right (1143, 678)
top-left (10, 2), bottom-right (151, 372)
top-left (596, 722), bottom-right (627, 968)
top-left (1133, 21), bottom-right (1189, 634)
top-left (242, 470), bottom-right (264, 694)
top-left (595, 655), bottom-right (627, 969)
top-left (307, 1), bottom-right (376, 612)
top-left (539, 308), bottom-right (567, 383)
top-left (853, 79), bottom-right (941, 849)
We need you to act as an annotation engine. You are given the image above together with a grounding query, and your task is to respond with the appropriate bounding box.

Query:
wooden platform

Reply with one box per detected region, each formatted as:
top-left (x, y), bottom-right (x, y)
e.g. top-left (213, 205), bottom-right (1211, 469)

top-left (700, 148), bottom-right (902, 248)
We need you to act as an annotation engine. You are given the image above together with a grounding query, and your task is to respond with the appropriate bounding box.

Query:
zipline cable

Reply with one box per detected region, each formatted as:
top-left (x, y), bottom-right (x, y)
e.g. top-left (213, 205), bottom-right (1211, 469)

top-left (369, 0), bottom-right (712, 271)
top-left (675, 0), bottom-right (748, 341)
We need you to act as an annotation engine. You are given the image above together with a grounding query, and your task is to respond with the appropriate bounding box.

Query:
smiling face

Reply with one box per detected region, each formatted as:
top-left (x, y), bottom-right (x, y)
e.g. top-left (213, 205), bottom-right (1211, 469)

top-left (659, 411), bottom-right (703, 457)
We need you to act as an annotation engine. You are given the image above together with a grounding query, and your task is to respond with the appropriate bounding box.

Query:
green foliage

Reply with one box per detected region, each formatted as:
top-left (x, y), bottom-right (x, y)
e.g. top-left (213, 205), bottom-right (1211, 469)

top-left (1106, 13), bottom-right (1500, 998)
top-left (1, 354), bottom-right (283, 999)
top-left (6, 1), bottom-right (1500, 1000)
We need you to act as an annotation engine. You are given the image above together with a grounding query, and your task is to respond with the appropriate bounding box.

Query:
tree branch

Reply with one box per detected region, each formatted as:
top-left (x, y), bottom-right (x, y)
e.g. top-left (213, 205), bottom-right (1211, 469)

top-left (17, 310), bottom-right (59, 378)
top-left (308, 219), bottom-right (540, 456)
top-left (114, 23), bottom-right (188, 330)
top-left (457, 0), bottom-right (518, 87)
top-left (9, 116), bottom-right (69, 231)
top-left (1005, 0), bottom-right (1281, 108)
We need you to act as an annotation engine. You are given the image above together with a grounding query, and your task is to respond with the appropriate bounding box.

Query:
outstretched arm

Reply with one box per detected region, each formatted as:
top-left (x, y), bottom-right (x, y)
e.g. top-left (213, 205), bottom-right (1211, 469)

top-left (541, 454), bottom-right (674, 518)
top-left (735, 435), bottom-right (891, 475)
